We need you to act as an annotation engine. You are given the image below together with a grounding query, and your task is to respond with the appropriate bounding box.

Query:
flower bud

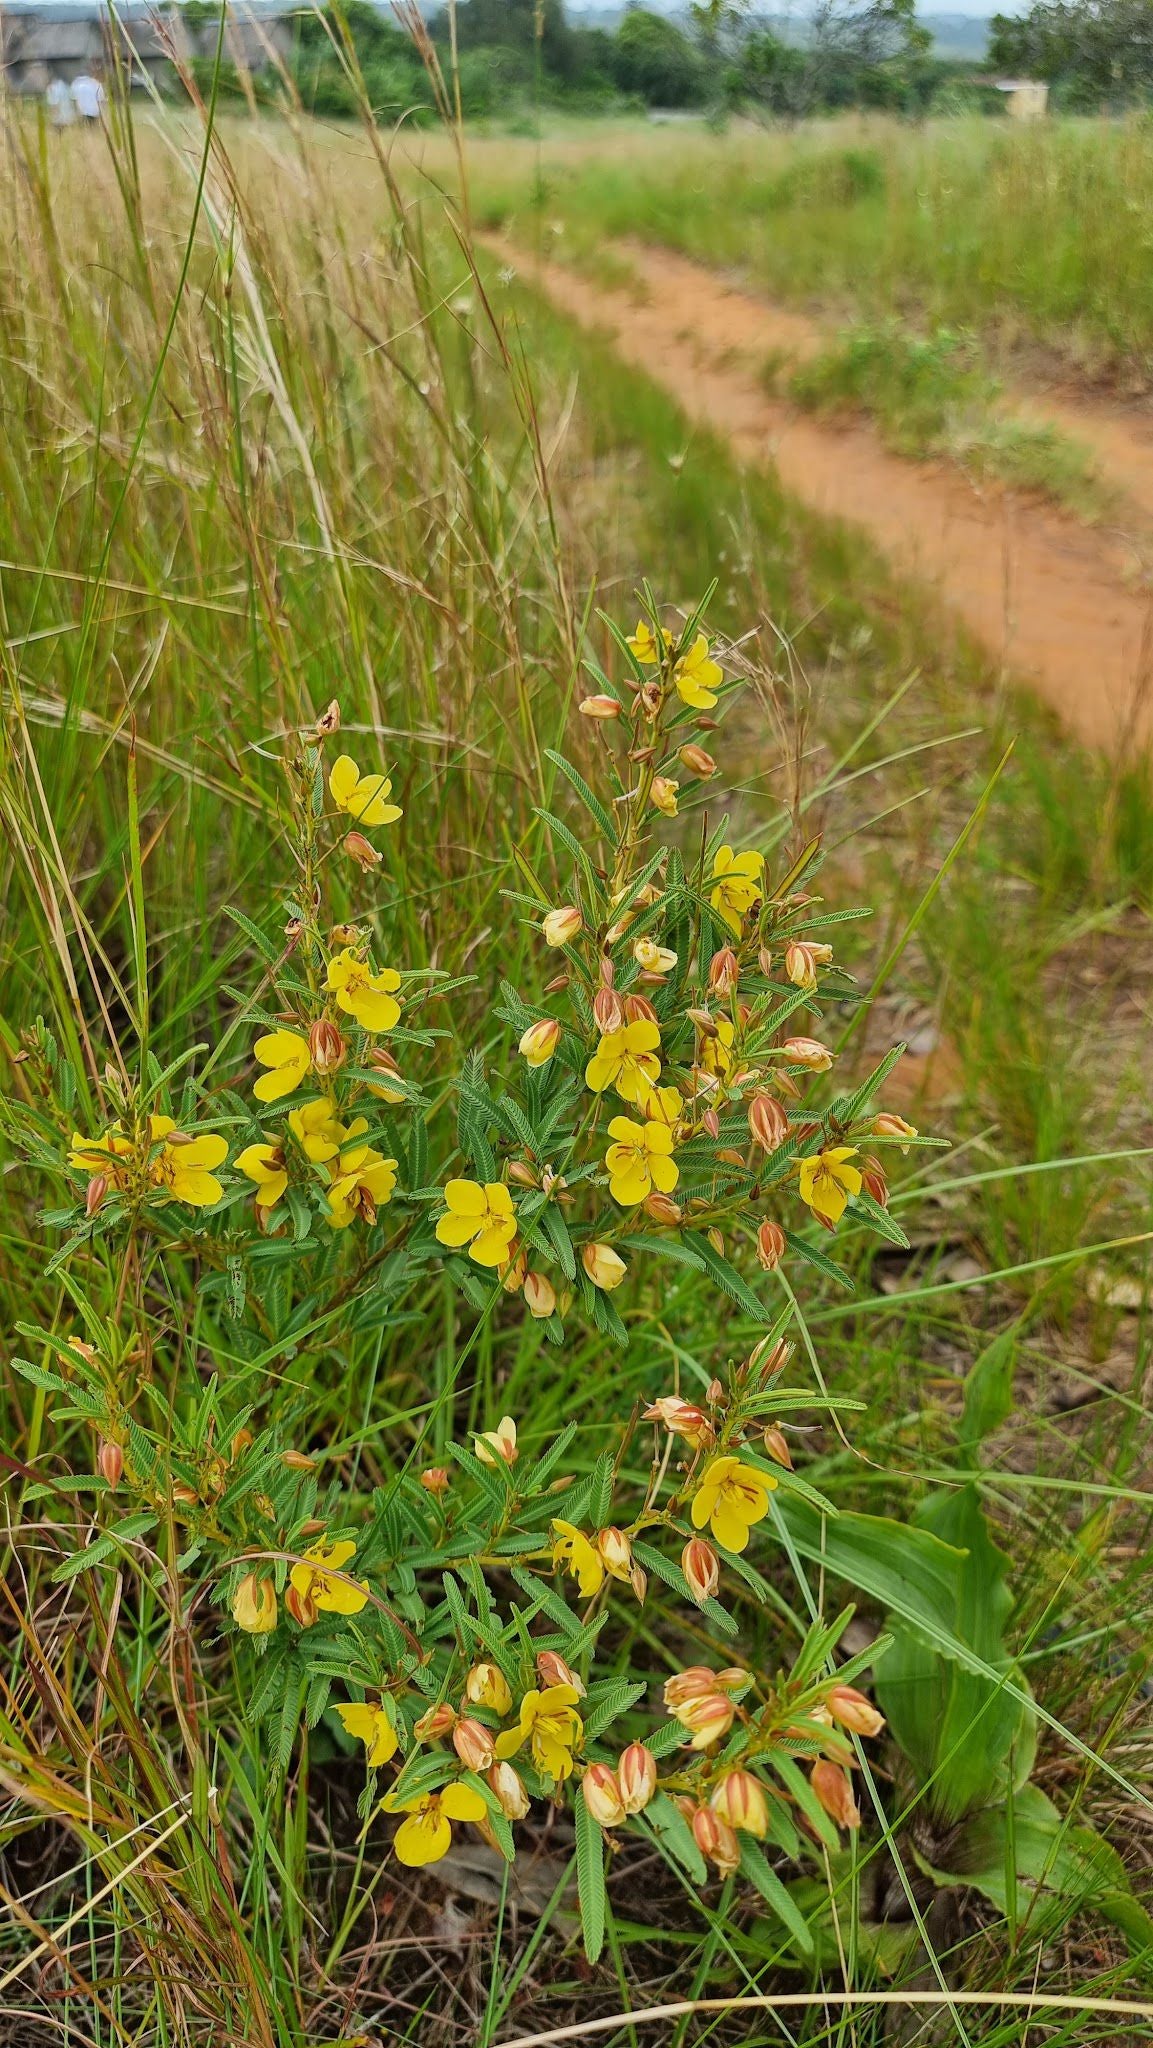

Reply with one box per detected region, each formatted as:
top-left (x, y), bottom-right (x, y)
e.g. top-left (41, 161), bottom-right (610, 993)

top-left (232, 1571), bottom-right (278, 1636)
top-left (662, 1666), bottom-right (717, 1708)
top-left (364, 1045), bottom-right (404, 1101)
top-left (453, 1715), bottom-right (496, 1772)
top-left (681, 1537), bottom-right (720, 1606)
top-left (757, 945), bottom-right (774, 978)
top-left (827, 1685), bottom-right (885, 1737)
top-left (811, 1760), bottom-right (861, 1829)
top-left (618, 1742), bottom-right (658, 1814)
top-left (414, 1701), bottom-right (457, 1741)
top-left (593, 983), bottom-right (625, 1034)
top-left (285, 1582), bottom-right (317, 1630)
top-left (519, 1018), bottom-right (560, 1068)
top-left (643, 1190), bottom-right (682, 1226)
top-left (674, 1691), bottom-right (736, 1749)
top-left (420, 1465), bottom-right (450, 1494)
top-left (97, 1440), bottom-right (123, 1488)
top-left (579, 693), bottom-right (622, 720)
top-left (597, 1527), bottom-right (632, 1580)
top-left (711, 1768), bottom-right (768, 1838)
top-left (692, 1804), bottom-right (741, 1875)
top-left (344, 830), bottom-right (383, 870)
top-left (466, 1662), bottom-right (514, 1716)
top-left (86, 1173), bottom-right (108, 1216)
top-left (706, 1227), bottom-right (724, 1256)
top-left (871, 1112), bottom-right (917, 1151)
top-left (308, 1018), bottom-right (346, 1074)
top-left (582, 1242), bottom-right (626, 1291)
top-left (756, 1220), bottom-right (787, 1271)
top-left (624, 993), bottom-right (659, 1027)
top-left (506, 1162), bottom-right (539, 1192)
top-left (708, 946), bottom-right (739, 995)
top-left (643, 1396), bottom-right (714, 1449)
top-left (536, 1649), bottom-right (587, 1696)
top-left (748, 1335), bottom-right (790, 1383)
top-left (487, 1759), bottom-right (530, 1819)
top-left (859, 1155), bottom-right (889, 1207)
top-left (630, 1560), bottom-right (649, 1603)
top-left (542, 906), bottom-right (583, 949)
top-left (679, 742), bottom-right (717, 778)
top-left (780, 1035), bottom-right (833, 1072)
top-left (582, 1764), bottom-right (625, 1828)
top-left (785, 940), bottom-right (832, 991)
top-left (748, 1093), bottom-right (789, 1150)
top-left (761, 1425), bottom-right (793, 1469)
top-left (524, 1271), bottom-right (557, 1320)
top-left (702, 1108), bottom-right (721, 1140)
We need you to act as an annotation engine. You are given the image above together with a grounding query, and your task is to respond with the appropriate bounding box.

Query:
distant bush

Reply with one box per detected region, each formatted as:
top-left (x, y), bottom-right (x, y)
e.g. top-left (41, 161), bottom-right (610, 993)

top-left (609, 8), bottom-right (705, 106)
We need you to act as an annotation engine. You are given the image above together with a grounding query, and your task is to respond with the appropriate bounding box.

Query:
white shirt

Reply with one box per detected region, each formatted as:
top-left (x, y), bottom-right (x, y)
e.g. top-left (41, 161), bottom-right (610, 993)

top-left (70, 75), bottom-right (105, 119)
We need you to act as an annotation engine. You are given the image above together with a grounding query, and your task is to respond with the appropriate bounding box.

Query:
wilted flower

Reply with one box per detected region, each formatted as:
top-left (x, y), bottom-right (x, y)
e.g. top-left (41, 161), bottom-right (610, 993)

top-left (328, 754), bottom-right (402, 828)
top-left (682, 1537), bottom-right (720, 1605)
top-left (344, 830), bottom-right (383, 870)
top-left (474, 1415), bottom-right (518, 1466)
top-left (582, 1763), bottom-right (625, 1827)
top-left (519, 1018), bottom-right (560, 1067)
top-left (579, 693), bottom-right (621, 720)
top-left (232, 1572), bottom-right (278, 1636)
top-left (551, 1520), bottom-right (605, 1598)
top-left (872, 1112), bottom-right (917, 1151)
top-left (383, 1783), bottom-right (487, 1867)
top-left (495, 1685), bottom-right (583, 1782)
top-left (618, 1742), bottom-right (658, 1814)
top-left (811, 1760), bottom-right (861, 1829)
top-left (643, 1395), bottom-right (714, 1449)
top-left (436, 1179), bottom-right (518, 1266)
top-left (420, 1466), bottom-right (450, 1494)
top-left (796, 1147), bottom-right (862, 1228)
top-left (784, 940), bottom-right (832, 992)
top-left (582, 1242), bottom-right (627, 1291)
top-left (487, 1759), bottom-right (530, 1819)
top-left (691, 1455), bottom-right (775, 1553)
top-left (465, 1662), bottom-right (514, 1716)
top-left (650, 775), bottom-right (679, 817)
top-left (336, 1697), bottom-right (398, 1766)
top-left (542, 905), bottom-right (583, 948)
top-left (859, 1155), bottom-right (889, 1206)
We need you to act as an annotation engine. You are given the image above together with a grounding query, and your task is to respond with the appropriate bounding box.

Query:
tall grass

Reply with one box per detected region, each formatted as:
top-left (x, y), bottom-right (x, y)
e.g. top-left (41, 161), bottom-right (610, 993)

top-left (0, 90), bottom-right (1151, 2048)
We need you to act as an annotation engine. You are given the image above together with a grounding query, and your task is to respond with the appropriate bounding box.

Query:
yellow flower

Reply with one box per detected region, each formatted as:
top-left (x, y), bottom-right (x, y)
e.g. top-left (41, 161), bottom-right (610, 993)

top-left (519, 1018), bottom-right (560, 1067)
top-left (633, 937), bottom-right (677, 975)
top-left (435, 1179), bottom-right (517, 1267)
top-left (236, 1140), bottom-right (287, 1210)
top-left (466, 1662), bottom-right (514, 1715)
top-left (494, 1684), bottom-right (584, 1782)
top-left (710, 846), bottom-right (765, 935)
top-left (627, 620), bottom-right (671, 666)
top-left (326, 949), bottom-right (402, 1034)
top-left (287, 1097), bottom-right (345, 1163)
top-left (674, 634), bottom-right (722, 710)
top-left (700, 1015), bottom-right (735, 1078)
top-left (551, 1519), bottom-right (605, 1598)
top-left (650, 776), bottom-right (679, 817)
top-left (68, 1127), bottom-right (132, 1184)
top-left (336, 1698), bottom-right (399, 1767)
top-left (585, 1020), bottom-right (661, 1105)
top-left (253, 1029), bottom-right (312, 1103)
top-left (384, 1782), bottom-right (488, 1867)
top-left (638, 1082), bottom-right (684, 1130)
top-left (326, 1125), bottom-right (398, 1228)
top-left (691, 1455), bottom-right (775, 1554)
top-left (796, 1147), bottom-right (862, 1228)
top-left (149, 1117), bottom-right (227, 1209)
top-left (604, 1115), bottom-right (678, 1206)
top-left (328, 754), bottom-right (402, 829)
top-left (582, 1242), bottom-right (627, 1291)
top-left (289, 1537), bottom-right (369, 1616)
top-left (231, 1572), bottom-right (277, 1635)
top-left (475, 1415), bottom-right (518, 1466)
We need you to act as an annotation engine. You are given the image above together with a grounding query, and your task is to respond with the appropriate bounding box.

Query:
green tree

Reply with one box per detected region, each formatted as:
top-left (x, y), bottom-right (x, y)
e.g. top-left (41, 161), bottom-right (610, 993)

top-left (611, 6), bottom-right (705, 104)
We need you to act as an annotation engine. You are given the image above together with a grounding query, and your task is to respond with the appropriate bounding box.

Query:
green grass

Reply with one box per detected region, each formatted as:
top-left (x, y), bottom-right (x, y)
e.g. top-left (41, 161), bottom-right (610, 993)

top-left (0, 94), bottom-right (1151, 2048)
top-left (460, 111), bottom-right (1153, 382)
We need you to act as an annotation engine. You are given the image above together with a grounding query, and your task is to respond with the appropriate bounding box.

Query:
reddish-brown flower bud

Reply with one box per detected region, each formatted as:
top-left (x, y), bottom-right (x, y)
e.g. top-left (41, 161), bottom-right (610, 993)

top-left (827, 1685), bottom-right (886, 1737)
top-left (811, 1760), bottom-right (861, 1829)
top-left (284, 1583), bottom-right (318, 1630)
top-left (688, 1006), bottom-right (717, 1036)
top-left (97, 1440), bottom-right (123, 1488)
top-left (344, 830), bottom-right (383, 870)
top-left (536, 1648), bottom-right (586, 1696)
top-left (859, 1155), bottom-right (889, 1207)
top-left (643, 1190), bottom-right (683, 1226)
top-left (487, 1759), bottom-right (530, 1819)
top-left (308, 1018), bottom-right (346, 1074)
top-left (681, 1537), bottom-right (720, 1606)
top-left (780, 1034), bottom-right (833, 1072)
top-left (414, 1701), bottom-right (457, 1741)
top-left (702, 1108), bottom-right (721, 1139)
top-left (232, 1572), bottom-right (278, 1635)
top-left (672, 1690), bottom-right (736, 1749)
top-left (757, 944), bottom-right (774, 978)
top-left (624, 993), bottom-right (658, 1026)
top-left (593, 983), bottom-right (625, 1034)
top-left (419, 1465), bottom-right (450, 1494)
top-left (582, 1763), bottom-right (625, 1827)
top-left (761, 1424), bottom-right (793, 1468)
top-left (282, 1450), bottom-right (317, 1471)
top-left (618, 1742), bottom-right (658, 1814)
top-left (871, 1112), bottom-right (917, 1151)
top-left (542, 905), bottom-right (583, 949)
top-left (748, 1335), bottom-right (790, 1383)
top-left (630, 1561), bottom-right (649, 1604)
top-left (86, 1173), bottom-right (108, 1216)
top-left (579, 693), bottom-right (622, 721)
top-left (711, 1768), bottom-right (769, 1838)
top-left (524, 1271), bottom-right (557, 1320)
top-left (679, 742), bottom-right (717, 778)
top-left (748, 1093), bottom-right (788, 1150)
top-left (453, 1716), bottom-right (496, 1772)
top-left (756, 1219), bottom-right (787, 1271)
top-left (692, 1804), bottom-right (741, 1874)
top-left (708, 946), bottom-right (739, 994)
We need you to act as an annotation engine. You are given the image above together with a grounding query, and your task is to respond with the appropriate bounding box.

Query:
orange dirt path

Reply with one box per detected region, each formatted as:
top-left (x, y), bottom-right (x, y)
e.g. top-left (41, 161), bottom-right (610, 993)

top-left (492, 237), bottom-right (1153, 753)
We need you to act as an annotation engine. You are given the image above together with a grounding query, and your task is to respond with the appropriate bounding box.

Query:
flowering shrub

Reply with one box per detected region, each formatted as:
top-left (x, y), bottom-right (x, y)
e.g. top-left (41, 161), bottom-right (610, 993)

top-left (9, 593), bottom-right (930, 1952)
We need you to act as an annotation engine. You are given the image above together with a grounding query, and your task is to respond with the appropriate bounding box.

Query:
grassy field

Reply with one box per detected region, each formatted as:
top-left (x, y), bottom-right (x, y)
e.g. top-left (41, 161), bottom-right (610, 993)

top-left (462, 113), bottom-right (1153, 386)
top-left (1, 97), bottom-right (1152, 2048)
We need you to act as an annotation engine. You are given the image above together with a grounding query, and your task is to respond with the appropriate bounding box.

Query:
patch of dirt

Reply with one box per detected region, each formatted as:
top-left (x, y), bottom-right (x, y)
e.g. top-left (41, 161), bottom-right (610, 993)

top-left (491, 236), bottom-right (1153, 753)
